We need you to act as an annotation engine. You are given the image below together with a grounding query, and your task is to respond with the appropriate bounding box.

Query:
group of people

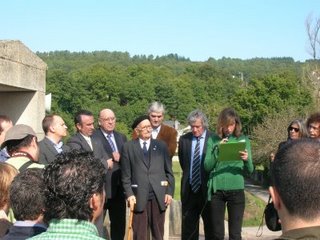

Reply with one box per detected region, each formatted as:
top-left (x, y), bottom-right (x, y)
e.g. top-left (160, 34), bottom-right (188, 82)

top-left (0, 102), bottom-right (177, 240)
top-left (1, 104), bottom-right (320, 240)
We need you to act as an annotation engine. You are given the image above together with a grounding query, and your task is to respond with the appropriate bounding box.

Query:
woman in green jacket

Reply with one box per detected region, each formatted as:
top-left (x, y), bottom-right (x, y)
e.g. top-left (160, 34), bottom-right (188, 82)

top-left (204, 107), bottom-right (253, 240)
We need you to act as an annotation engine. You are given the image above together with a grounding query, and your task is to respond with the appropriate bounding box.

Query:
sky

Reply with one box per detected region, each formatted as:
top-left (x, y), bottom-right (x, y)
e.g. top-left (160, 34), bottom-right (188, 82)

top-left (1, 1), bottom-right (320, 62)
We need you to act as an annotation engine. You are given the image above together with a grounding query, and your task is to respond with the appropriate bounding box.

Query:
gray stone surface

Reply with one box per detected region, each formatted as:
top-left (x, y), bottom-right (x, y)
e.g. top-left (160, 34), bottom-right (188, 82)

top-left (0, 40), bottom-right (47, 137)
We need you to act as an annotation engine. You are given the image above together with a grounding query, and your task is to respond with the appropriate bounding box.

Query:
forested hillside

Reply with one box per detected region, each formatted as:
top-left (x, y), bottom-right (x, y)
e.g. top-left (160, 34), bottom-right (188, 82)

top-left (37, 51), bottom-right (315, 166)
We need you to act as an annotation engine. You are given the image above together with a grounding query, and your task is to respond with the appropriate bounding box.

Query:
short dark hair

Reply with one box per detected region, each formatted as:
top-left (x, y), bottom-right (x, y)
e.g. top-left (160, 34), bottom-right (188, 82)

top-left (74, 110), bottom-right (93, 125)
top-left (43, 150), bottom-right (106, 222)
top-left (306, 112), bottom-right (320, 127)
top-left (9, 168), bottom-right (45, 221)
top-left (6, 135), bottom-right (35, 156)
top-left (272, 139), bottom-right (320, 220)
top-left (42, 114), bottom-right (55, 134)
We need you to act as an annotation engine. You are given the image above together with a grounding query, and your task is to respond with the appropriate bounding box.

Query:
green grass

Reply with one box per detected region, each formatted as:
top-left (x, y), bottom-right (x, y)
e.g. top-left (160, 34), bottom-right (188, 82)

top-left (243, 191), bottom-right (266, 226)
top-left (172, 161), bottom-right (266, 227)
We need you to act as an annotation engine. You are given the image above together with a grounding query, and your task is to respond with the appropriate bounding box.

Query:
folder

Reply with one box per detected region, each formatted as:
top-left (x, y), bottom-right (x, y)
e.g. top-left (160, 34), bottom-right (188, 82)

top-left (217, 141), bottom-right (246, 161)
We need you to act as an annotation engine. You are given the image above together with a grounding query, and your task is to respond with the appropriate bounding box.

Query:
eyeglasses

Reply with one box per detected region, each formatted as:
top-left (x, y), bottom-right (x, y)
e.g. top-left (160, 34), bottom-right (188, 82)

top-left (139, 125), bottom-right (152, 131)
top-left (100, 117), bottom-right (116, 122)
top-left (288, 126), bottom-right (299, 132)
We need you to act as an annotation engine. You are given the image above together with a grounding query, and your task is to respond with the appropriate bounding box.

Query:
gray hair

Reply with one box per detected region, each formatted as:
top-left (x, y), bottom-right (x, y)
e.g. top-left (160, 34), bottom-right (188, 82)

top-left (187, 109), bottom-right (208, 129)
top-left (147, 101), bottom-right (165, 114)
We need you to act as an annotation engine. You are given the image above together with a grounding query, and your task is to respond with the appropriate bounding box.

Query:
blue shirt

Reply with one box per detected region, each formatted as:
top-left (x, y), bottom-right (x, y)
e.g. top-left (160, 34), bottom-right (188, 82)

top-left (189, 130), bottom-right (207, 184)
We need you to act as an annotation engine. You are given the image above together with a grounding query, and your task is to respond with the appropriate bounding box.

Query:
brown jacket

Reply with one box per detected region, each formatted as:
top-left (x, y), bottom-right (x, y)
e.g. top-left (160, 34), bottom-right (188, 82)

top-left (132, 124), bottom-right (177, 158)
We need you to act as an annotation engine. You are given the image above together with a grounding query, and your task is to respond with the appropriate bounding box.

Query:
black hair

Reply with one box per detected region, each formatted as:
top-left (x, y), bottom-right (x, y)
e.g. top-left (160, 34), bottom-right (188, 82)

top-left (9, 168), bottom-right (45, 221)
top-left (43, 150), bottom-right (106, 222)
top-left (272, 138), bottom-right (320, 220)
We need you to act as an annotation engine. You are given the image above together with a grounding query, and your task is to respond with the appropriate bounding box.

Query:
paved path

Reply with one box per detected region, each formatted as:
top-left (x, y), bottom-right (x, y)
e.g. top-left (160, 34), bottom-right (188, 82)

top-left (169, 181), bottom-right (282, 240)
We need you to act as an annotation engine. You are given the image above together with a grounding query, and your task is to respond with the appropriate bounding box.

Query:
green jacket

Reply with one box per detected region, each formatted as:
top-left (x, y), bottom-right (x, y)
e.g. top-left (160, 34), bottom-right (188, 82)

top-left (204, 134), bottom-right (254, 200)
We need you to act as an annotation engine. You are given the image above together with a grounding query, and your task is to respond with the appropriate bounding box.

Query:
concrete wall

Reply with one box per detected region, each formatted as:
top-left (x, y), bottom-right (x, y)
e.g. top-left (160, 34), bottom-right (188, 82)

top-left (0, 40), bottom-right (47, 137)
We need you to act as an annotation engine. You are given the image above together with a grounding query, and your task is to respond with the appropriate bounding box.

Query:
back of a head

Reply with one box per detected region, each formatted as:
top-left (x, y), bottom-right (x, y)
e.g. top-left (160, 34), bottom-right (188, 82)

top-left (9, 168), bottom-right (45, 221)
top-left (43, 150), bottom-right (106, 222)
top-left (0, 115), bottom-right (12, 133)
top-left (272, 139), bottom-right (320, 220)
top-left (42, 114), bottom-right (55, 134)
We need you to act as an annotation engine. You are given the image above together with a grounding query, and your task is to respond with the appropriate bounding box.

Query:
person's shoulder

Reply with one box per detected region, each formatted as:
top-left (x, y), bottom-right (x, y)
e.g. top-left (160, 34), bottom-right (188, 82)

top-left (123, 139), bottom-right (137, 147)
top-left (161, 124), bottom-right (177, 133)
top-left (67, 133), bottom-right (82, 142)
top-left (38, 137), bottom-right (51, 147)
top-left (114, 130), bottom-right (127, 139)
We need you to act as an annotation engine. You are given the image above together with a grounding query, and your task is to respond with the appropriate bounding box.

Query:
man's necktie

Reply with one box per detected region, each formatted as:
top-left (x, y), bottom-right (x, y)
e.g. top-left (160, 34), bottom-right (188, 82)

top-left (191, 137), bottom-right (201, 193)
top-left (143, 141), bottom-right (148, 156)
top-left (86, 137), bottom-right (93, 151)
top-left (107, 134), bottom-right (116, 152)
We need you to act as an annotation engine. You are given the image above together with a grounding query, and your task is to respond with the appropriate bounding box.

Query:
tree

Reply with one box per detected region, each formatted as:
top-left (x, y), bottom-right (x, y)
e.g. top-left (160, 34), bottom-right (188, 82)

top-left (304, 14), bottom-right (320, 107)
top-left (306, 14), bottom-right (320, 59)
top-left (251, 109), bottom-right (307, 167)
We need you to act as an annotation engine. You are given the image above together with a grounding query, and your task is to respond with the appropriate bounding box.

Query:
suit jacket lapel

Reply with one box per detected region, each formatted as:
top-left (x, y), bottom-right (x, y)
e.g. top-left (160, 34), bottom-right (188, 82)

top-left (186, 134), bottom-right (193, 167)
top-left (44, 138), bottom-right (59, 156)
top-left (77, 133), bottom-right (92, 152)
top-left (133, 139), bottom-right (148, 169)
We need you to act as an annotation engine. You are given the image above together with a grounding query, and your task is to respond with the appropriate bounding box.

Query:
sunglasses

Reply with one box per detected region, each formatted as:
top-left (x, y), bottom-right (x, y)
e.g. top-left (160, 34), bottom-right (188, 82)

top-left (288, 126), bottom-right (299, 132)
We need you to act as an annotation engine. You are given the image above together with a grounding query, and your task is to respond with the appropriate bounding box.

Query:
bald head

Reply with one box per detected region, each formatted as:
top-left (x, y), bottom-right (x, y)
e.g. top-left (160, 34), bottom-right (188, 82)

top-left (98, 109), bottom-right (116, 133)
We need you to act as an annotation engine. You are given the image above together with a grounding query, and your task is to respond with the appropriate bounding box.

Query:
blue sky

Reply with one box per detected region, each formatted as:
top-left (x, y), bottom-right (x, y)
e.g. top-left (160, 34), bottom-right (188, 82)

top-left (1, 1), bottom-right (320, 61)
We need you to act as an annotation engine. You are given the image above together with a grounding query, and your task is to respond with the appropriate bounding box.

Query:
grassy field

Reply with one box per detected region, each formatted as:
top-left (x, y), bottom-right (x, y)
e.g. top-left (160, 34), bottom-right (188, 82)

top-left (172, 160), bottom-right (265, 227)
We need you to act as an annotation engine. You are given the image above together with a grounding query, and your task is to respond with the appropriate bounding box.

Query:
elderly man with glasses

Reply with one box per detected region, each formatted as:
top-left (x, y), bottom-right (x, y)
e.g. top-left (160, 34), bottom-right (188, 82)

top-left (121, 115), bottom-right (175, 240)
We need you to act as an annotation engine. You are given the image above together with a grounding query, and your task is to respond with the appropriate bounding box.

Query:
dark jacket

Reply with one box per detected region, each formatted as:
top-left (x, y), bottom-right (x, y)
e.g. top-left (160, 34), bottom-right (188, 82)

top-left (121, 138), bottom-right (175, 212)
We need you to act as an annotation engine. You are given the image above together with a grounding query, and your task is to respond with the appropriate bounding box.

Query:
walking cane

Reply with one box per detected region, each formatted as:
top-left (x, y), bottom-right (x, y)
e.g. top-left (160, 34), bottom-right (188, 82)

top-left (127, 202), bottom-right (135, 240)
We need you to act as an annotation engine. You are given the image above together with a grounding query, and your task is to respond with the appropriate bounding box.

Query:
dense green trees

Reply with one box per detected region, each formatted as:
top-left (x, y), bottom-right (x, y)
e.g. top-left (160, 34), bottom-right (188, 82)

top-left (37, 51), bottom-right (315, 167)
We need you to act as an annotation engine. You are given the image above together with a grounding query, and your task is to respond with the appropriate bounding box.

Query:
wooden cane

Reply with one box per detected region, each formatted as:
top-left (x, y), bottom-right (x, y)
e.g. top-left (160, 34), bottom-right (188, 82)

top-left (127, 202), bottom-right (134, 240)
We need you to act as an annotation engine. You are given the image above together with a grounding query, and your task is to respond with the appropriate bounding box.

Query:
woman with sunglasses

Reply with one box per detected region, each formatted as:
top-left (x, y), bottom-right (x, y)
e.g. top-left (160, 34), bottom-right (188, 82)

top-left (278, 119), bottom-right (308, 151)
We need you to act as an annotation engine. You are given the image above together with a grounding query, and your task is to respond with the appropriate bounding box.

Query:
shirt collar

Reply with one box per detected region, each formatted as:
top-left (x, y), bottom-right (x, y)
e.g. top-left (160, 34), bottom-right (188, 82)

top-left (193, 130), bottom-right (207, 140)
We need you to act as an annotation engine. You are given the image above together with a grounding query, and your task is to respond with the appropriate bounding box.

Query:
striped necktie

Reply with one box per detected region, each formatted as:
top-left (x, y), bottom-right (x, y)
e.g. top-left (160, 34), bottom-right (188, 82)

top-left (107, 134), bottom-right (116, 152)
top-left (191, 137), bottom-right (201, 192)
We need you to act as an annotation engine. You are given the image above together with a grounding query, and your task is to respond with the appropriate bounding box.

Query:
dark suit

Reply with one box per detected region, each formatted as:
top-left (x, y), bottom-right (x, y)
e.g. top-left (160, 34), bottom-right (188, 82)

top-left (178, 130), bottom-right (213, 240)
top-left (133, 124), bottom-right (177, 159)
top-left (66, 132), bottom-right (109, 169)
top-left (121, 138), bottom-right (175, 240)
top-left (92, 128), bottom-right (127, 240)
top-left (38, 137), bottom-right (70, 165)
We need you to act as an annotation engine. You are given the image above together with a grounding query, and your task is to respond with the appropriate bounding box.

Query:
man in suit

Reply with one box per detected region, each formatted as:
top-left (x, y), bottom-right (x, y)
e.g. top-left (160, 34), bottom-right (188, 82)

top-left (66, 109), bottom-right (112, 238)
top-left (178, 109), bottom-right (213, 240)
top-left (67, 109), bottom-right (112, 170)
top-left (92, 108), bottom-right (127, 240)
top-left (133, 102), bottom-right (177, 159)
top-left (121, 115), bottom-right (175, 240)
top-left (38, 114), bottom-right (70, 165)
